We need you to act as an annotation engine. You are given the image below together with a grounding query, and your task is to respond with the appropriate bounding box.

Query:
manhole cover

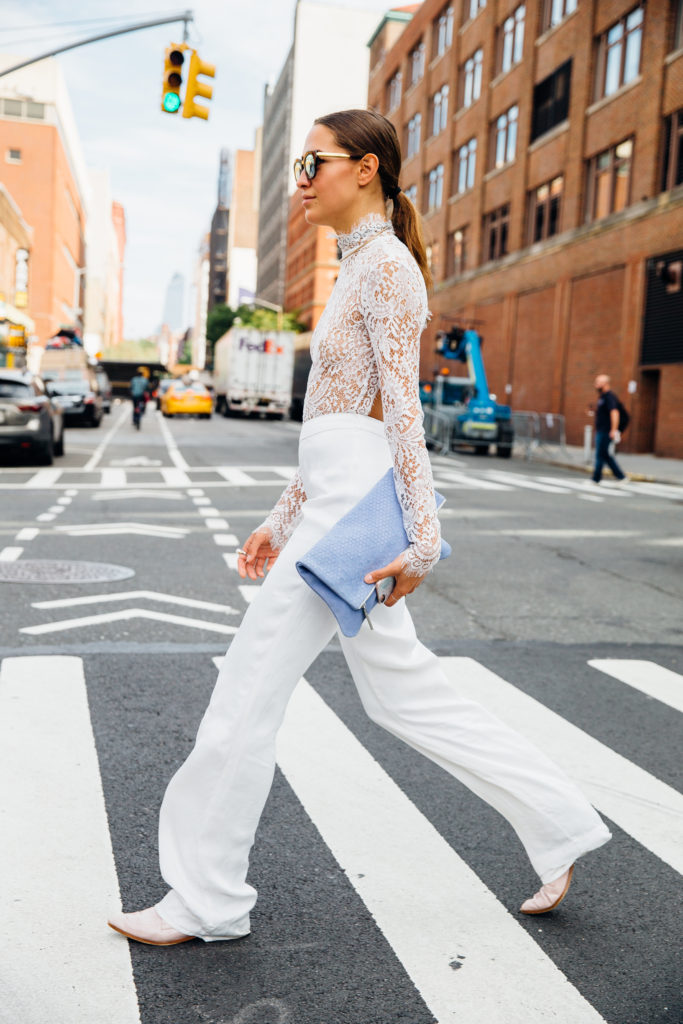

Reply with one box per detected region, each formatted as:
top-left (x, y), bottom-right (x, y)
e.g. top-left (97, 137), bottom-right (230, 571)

top-left (0, 560), bottom-right (135, 583)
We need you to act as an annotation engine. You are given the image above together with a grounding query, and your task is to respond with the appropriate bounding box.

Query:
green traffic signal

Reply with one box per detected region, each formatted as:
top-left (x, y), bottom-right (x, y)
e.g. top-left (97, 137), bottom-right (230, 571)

top-left (163, 91), bottom-right (181, 113)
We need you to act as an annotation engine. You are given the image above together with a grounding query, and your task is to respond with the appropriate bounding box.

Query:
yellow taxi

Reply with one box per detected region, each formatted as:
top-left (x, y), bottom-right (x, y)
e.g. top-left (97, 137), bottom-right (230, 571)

top-left (160, 380), bottom-right (213, 418)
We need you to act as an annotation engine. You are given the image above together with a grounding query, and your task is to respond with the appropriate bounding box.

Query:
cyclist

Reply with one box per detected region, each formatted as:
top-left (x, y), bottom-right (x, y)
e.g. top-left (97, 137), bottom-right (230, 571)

top-left (130, 367), bottom-right (150, 430)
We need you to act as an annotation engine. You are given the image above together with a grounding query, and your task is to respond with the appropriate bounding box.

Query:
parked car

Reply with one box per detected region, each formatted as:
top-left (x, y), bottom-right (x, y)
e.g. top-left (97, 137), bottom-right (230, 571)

top-left (161, 381), bottom-right (212, 418)
top-left (44, 368), bottom-right (104, 427)
top-left (95, 366), bottom-right (113, 413)
top-left (0, 369), bottom-right (65, 464)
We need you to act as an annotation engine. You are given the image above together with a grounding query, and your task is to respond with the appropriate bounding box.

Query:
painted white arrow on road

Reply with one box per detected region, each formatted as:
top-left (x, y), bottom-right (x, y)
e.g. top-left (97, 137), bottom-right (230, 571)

top-left (20, 608), bottom-right (239, 636)
top-left (55, 522), bottom-right (187, 538)
top-left (109, 456), bottom-right (162, 466)
top-left (33, 590), bottom-right (239, 615)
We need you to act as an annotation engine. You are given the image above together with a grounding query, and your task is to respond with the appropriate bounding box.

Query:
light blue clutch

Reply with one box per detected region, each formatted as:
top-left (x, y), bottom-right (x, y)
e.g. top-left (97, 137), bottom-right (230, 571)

top-left (295, 467), bottom-right (451, 637)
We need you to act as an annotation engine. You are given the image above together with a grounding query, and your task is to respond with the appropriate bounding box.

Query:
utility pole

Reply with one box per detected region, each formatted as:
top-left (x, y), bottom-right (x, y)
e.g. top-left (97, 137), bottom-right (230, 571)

top-left (0, 11), bottom-right (194, 78)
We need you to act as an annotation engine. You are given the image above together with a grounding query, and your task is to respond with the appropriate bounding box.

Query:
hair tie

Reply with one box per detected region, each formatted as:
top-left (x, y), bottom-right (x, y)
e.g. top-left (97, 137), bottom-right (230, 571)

top-left (388, 183), bottom-right (401, 200)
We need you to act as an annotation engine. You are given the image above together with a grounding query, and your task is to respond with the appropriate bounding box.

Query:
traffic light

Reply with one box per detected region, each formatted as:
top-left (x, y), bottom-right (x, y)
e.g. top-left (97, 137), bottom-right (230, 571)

top-left (183, 50), bottom-right (215, 120)
top-left (161, 43), bottom-right (187, 114)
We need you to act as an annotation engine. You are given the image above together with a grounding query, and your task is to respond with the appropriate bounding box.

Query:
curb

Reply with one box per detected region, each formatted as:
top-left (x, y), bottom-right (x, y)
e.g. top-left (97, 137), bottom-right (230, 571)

top-left (512, 452), bottom-right (682, 487)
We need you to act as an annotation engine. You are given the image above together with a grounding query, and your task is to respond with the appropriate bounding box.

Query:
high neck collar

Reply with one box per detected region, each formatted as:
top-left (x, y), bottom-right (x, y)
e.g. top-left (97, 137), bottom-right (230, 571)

top-left (336, 212), bottom-right (392, 254)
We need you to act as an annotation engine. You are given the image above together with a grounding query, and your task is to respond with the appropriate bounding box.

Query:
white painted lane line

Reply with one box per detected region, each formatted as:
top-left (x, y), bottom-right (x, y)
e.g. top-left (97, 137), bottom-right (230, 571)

top-left (206, 517), bottom-right (229, 530)
top-left (25, 467), bottom-right (62, 488)
top-left (276, 680), bottom-right (606, 1024)
top-left (578, 494), bottom-right (605, 503)
top-left (57, 495), bottom-right (72, 504)
top-left (475, 529), bottom-right (641, 539)
top-left (66, 488), bottom-right (78, 496)
top-left (20, 608), bottom-right (239, 636)
top-left (15, 527), bottom-right (38, 541)
top-left (156, 411), bottom-right (190, 470)
top-left (198, 507), bottom-right (220, 517)
top-left (626, 481), bottom-right (683, 499)
top-left (0, 547), bottom-right (23, 561)
top-left (442, 659), bottom-right (683, 874)
top-left (642, 537), bottom-right (683, 547)
top-left (483, 470), bottom-right (571, 494)
top-left (55, 522), bottom-right (187, 539)
top-left (192, 496), bottom-right (211, 505)
top-left (213, 533), bottom-right (239, 546)
top-left (160, 467), bottom-right (191, 486)
top-left (34, 590), bottom-right (239, 615)
top-left (223, 552), bottom-right (238, 570)
top-left (238, 585), bottom-right (261, 603)
top-left (100, 469), bottom-right (127, 488)
top-left (432, 470), bottom-right (512, 491)
top-left (588, 660), bottom-right (683, 714)
top-left (92, 488), bottom-right (184, 501)
top-left (187, 488), bottom-right (205, 496)
top-left (36, 512), bottom-right (56, 522)
top-left (47, 504), bottom-right (66, 513)
top-left (0, 656), bottom-right (140, 1023)
top-left (83, 404), bottom-right (129, 472)
top-left (537, 477), bottom-right (631, 499)
top-left (217, 467), bottom-right (258, 485)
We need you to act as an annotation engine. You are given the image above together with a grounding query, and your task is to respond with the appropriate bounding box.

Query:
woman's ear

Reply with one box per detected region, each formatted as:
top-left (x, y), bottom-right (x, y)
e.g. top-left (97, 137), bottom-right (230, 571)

top-left (357, 152), bottom-right (380, 187)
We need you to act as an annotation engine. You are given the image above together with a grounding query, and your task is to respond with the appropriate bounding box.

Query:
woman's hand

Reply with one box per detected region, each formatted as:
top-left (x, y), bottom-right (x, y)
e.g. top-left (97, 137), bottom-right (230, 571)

top-left (364, 553), bottom-right (427, 609)
top-left (237, 528), bottom-right (280, 580)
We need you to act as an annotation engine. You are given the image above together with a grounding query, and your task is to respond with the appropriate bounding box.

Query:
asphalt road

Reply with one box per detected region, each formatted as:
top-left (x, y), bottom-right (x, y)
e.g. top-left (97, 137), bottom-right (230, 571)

top-left (0, 401), bottom-right (681, 1024)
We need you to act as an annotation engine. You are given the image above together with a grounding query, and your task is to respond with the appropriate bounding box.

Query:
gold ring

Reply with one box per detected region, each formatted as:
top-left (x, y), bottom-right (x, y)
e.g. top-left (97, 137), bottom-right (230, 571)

top-left (236, 548), bottom-right (247, 556)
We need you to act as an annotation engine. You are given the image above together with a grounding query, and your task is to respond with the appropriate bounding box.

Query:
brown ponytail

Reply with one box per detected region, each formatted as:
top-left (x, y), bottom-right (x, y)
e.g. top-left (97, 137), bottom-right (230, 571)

top-left (314, 108), bottom-right (432, 291)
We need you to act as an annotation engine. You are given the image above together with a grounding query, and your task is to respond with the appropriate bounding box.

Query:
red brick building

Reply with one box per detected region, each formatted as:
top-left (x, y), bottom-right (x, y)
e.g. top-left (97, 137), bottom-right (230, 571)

top-left (368, 0), bottom-right (683, 456)
top-left (284, 193), bottom-right (340, 330)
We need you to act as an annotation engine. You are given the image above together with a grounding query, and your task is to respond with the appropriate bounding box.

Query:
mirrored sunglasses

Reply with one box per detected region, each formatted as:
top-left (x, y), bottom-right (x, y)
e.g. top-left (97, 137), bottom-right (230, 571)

top-left (293, 150), bottom-right (361, 183)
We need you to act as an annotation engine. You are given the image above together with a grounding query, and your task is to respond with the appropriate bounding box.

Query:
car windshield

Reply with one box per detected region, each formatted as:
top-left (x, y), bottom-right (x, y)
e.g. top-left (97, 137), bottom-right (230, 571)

top-left (47, 379), bottom-right (91, 395)
top-left (0, 380), bottom-right (31, 398)
top-left (173, 383), bottom-right (207, 394)
top-left (160, 380), bottom-right (174, 391)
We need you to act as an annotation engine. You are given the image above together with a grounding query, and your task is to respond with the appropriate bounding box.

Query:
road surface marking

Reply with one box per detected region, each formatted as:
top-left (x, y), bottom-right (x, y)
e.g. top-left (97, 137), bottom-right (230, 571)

top-left (47, 504), bottom-right (65, 513)
top-left (217, 467), bottom-right (258, 485)
top-left (15, 528), bottom-right (38, 541)
top-left (56, 495), bottom-right (72, 505)
top-left (187, 488), bottom-right (205, 495)
top-left (20, 608), bottom-right (239, 636)
top-left (642, 537), bottom-right (683, 547)
top-left (578, 494), bottom-right (605, 502)
top-left (475, 529), bottom-right (641, 539)
top-left (0, 656), bottom-right (140, 1024)
top-left (483, 470), bottom-right (571, 494)
top-left (223, 552), bottom-right (239, 570)
top-left (276, 679), bottom-right (607, 1024)
top-left (100, 469), bottom-right (127, 488)
top-left (25, 467), bottom-right (62, 488)
top-left (92, 488), bottom-right (184, 501)
top-left (537, 477), bottom-right (631, 499)
top-left (271, 465), bottom-right (301, 478)
top-left (160, 467), bottom-right (191, 486)
top-left (432, 469), bottom-right (512, 491)
top-left (82, 404), bottom-right (129, 471)
top-left (34, 590), bottom-right (239, 615)
top-left (213, 533), bottom-right (239, 546)
top-left (198, 507), bottom-right (221, 517)
top-left (193, 496), bottom-right (212, 505)
top-left (55, 521), bottom-right (187, 539)
top-left (238, 585), bottom-right (261, 603)
top-left (36, 512), bottom-right (56, 521)
top-left (66, 488), bottom-right (78, 496)
top-left (588, 660), bottom-right (683, 714)
top-left (442, 658), bottom-right (683, 874)
top-left (206, 517), bottom-right (229, 530)
top-left (0, 546), bottom-right (23, 561)
top-left (156, 410), bottom-right (190, 470)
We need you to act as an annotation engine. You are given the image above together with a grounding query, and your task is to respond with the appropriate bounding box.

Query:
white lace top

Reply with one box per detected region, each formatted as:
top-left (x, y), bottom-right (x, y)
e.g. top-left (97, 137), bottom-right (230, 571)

top-left (260, 212), bottom-right (442, 576)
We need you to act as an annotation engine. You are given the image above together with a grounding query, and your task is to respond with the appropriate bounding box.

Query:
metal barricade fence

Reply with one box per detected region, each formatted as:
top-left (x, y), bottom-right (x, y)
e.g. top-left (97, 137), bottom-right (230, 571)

top-left (423, 406), bottom-right (452, 455)
top-left (511, 411), bottom-right (568, 461)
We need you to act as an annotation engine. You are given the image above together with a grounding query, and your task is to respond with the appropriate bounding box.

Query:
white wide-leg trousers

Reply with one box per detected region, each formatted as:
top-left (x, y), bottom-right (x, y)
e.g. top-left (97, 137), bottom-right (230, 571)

top-left (157, 414), bottom-right (611, 940)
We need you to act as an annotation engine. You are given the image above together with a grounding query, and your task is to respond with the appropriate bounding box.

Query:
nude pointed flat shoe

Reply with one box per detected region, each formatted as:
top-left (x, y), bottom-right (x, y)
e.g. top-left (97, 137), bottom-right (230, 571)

top-left (108, 907), bottom-right (193, 946)
top-left (519, 865), bottom-right (574, 915)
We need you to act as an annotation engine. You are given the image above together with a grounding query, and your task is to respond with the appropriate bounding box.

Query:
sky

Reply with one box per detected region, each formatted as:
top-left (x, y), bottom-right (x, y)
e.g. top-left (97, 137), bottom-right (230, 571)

top-left (2, 0), bottom-right (395, 339)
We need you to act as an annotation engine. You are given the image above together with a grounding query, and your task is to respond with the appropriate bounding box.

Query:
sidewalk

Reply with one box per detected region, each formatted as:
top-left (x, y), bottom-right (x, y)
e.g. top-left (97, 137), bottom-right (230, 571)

top-left (513, 443), bottom-right (683, 486)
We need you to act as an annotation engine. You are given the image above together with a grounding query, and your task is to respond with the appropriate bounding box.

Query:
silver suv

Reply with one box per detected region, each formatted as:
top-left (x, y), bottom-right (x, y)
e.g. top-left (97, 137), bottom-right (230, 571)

top-left (0, 370), bottom-right (65, 464)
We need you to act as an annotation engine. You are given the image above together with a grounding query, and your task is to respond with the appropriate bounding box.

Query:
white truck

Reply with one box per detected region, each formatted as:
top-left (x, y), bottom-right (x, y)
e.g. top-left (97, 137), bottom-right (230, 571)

top-left (213, 328), bottom-right (295, 419)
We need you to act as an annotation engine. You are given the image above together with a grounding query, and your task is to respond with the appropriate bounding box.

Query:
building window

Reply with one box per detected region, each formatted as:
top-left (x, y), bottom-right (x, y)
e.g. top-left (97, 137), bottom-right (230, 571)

top-left (425, 164), bottom-right (444, 211)
top-left (405, 184), bottom-right (418, 205)
top-left (447, 228), bottom-right (468, 277)
top-left (462, 48), bottom-right (483, 108)
top-left (426, 241), bottom-right (441, 280)
top-left (483, 204), bottom-right (510, 261)
top-left (430, 85), bottom-right (449, 136)
top-left (434, 6), bottom-right (454, 58)
top-left (596, 6), bottom-right (644, 101)
top-left (466, 0), bottom-right (487, 22)
top-left (492, 105), bottom-right (518, 169)
top-left (674, 0), bottom-right (683, 51)
top-left (531, 60), bottom-right (571, 141)
top-left (6, 148), bottom-right (22, 164)
top-left (661, 110), bottom-right (683, 191)
top-left (387, 71), bottom-right (402, 111)
top-left (405, 113), bottom-right (422, 159)
top-left (498, 5), bottom-right (525, 75)
top-left (586, 138), bottom-right (633, 221)
top-left (455, 137), bottom-right (477, 193)
top-left (26, 101), bottom-right (45, 119)
top-left (2, 99), bottom-right (22, 117)
top-left (409, 42), bottom-right (426, 86)
top-left (540, 0), bottom-right (577, 33)
top-left (528, 176), bottom-right (563, 242)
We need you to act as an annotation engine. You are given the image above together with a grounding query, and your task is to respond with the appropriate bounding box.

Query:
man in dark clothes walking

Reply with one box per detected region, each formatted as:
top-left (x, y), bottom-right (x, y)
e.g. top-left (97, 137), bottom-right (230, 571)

top-left (592, 374), bottom-right (627, 484)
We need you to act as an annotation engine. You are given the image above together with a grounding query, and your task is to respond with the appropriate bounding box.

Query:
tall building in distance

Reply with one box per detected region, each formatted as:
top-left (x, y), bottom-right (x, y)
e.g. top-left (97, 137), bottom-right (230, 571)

top-left (226, 141), bottom-right (260, 309)
top-left (208, 149), bottom-right (230, 314)
top-left (256, 0), bottom-right (383, 308)
top-left (83, 168), bottom-right (126, 355)
top-left (369, 0), bottom-right (683, 457)
top-left (0, 56), bottom-right (89, 349)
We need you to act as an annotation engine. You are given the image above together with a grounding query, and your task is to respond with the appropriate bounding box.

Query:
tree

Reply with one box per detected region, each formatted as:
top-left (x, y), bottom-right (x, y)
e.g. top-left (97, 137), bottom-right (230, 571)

top-left (234, 305), bottom-right (307, 333)
top-left (206, 304), bottom-right (237, 345)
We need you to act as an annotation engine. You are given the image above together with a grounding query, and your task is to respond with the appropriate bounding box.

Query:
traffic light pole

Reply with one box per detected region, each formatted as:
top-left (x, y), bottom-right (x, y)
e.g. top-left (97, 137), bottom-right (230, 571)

top-left (0, 10), bottom-right (194, 78)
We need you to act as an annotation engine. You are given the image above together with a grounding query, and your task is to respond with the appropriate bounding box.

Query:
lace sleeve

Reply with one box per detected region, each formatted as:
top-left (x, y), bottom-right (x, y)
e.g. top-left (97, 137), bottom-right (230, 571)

top-left (257, 469), bottom-right (306, 551)
top-left (362, 256), bottom-right (442, 576)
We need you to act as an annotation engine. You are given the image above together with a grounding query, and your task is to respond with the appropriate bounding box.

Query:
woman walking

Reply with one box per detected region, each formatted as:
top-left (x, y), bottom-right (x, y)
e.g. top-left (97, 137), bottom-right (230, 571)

top-left (108, 109), bottom-right (610, 946)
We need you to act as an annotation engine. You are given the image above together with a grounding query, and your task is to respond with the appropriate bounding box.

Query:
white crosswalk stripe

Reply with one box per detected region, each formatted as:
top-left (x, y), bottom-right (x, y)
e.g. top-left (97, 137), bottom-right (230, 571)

top-left (588, 659), bottom-right (683, 713)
